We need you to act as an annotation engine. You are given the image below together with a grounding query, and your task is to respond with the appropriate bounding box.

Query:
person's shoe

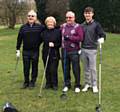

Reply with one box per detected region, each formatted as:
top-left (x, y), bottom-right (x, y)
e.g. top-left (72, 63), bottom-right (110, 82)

top-left (93, 86), bottom-right (98, 93)
top-left (21, 83), bottom-right (29, 89)
top-left (82, 84), bottom-right (91, 92)
top-left (75, 87), bottom-right (80, 93)
top-left (62, 86), bottom-right (69, 92)
top-left (44, 84), bottom-right (51, 89)
top-left (29, 82), bottom-right (35, 89)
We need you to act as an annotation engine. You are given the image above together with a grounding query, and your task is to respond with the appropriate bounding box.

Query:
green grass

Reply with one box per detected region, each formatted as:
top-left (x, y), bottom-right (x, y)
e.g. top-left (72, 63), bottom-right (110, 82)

top-left (0, 27), bottom-right (120, 112)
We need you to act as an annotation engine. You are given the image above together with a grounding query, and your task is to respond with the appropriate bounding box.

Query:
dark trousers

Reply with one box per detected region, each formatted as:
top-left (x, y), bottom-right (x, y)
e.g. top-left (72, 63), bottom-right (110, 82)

top-left (22, 50), bottom-right (39, 84)
top-left (42, 50), bottom-right (59, 87)
top-left (61, 49), bottom-right (81, 88)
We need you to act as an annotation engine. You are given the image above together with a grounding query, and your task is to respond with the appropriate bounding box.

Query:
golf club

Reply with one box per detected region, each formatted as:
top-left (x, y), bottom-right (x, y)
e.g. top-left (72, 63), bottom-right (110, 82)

top-left (7, 57), bottom-right (19, 74)
top-left (1, 57), bottom-right (20, 111)
top-left (9, 57), bottom-right (20, 81)
top-left (38, 48), bottom-right (51, 98)
top-left (96, 43), bottom-right (102, 112)
top-left (60, 48), bottom-right (67, 100)
top-left (15, 57), bottom-right (19, 72)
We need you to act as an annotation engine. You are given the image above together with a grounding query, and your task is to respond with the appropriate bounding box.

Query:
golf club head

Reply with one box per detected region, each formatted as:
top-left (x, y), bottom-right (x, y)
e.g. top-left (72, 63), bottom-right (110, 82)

top-left (60, 92), bottom-right (67, 100)
top-left (96, 105), bottom-right (102, 112)
top-left (3, 102), bottom-right (18, 112)
top-left (38, 94), bottom-right (42, 98)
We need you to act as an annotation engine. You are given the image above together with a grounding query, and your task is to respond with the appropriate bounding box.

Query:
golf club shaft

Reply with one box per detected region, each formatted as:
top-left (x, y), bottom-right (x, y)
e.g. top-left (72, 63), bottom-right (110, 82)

top-left (99, 64), bottom-right (101, 105)
top-left (64, 49), bottom-right (67, 83)
top-left (38, 48), bottom-right (50, 96)
top-left (99, 43), bottom-right (102, 105)
top-left (15, 57), bottom-right (19, 71)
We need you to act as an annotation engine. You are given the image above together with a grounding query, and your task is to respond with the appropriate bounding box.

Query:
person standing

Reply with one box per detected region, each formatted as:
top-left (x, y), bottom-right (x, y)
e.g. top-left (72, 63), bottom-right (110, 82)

top-left (41, 16), bottom-right (61, 90)
top-left (81, 7), bottom-right (106, 93)
top-left (61, 11), bottom-right (83, 93)
top-left (16, 10), bottom-right (44, 89)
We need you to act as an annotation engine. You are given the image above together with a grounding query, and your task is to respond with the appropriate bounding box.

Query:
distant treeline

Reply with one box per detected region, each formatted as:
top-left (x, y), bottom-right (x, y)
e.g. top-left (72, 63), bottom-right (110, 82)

top-left (35, 0), bottom-right (120, 33)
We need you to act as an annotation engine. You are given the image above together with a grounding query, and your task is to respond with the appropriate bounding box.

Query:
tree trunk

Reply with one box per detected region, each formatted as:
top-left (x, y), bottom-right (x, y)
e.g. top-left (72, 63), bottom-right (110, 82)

top-left (8, 13), bottom-right (16, 29)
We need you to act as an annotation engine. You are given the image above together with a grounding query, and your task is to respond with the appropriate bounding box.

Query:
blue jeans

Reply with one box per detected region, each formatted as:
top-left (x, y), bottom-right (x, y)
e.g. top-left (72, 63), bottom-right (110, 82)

top-left (61, 49), bottom-right (81, 88)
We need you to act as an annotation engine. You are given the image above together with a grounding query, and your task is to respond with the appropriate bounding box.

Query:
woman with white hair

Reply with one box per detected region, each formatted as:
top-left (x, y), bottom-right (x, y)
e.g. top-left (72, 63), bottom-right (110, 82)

top-left (41, 16), bottom-right (61, 90)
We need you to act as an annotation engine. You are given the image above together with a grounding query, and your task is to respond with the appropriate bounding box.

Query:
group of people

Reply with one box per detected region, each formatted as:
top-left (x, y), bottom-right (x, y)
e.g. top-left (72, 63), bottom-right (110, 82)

top-left (16, 6), bottom-right (106, 93)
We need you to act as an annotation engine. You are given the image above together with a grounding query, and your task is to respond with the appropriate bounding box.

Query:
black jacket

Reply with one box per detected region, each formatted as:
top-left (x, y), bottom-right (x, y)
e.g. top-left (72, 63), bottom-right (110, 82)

top-left (16, 23), bottom-right (45, 51)
top-left (41, 27), bottom-right (62, 60)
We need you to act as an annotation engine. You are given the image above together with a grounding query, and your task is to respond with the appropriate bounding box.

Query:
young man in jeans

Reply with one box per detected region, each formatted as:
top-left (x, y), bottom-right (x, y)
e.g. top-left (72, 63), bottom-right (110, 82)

top-left (81, 7), bottom-right (106, 93)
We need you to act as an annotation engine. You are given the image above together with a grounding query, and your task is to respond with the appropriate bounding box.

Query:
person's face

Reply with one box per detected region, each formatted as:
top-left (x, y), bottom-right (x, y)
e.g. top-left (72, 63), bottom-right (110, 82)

top-left (66, 14), bottom-right (75, 24)
top-left (84, 11), bottom-right (94, 22)
top-left (27, 14), bottom-right (36, 24)
top-left (46, 20), bottom-right (55, 29)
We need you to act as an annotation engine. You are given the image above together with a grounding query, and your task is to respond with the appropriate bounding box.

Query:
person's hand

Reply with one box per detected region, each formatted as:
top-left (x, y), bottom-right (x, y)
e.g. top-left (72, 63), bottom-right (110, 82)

top-left (16, 50), bottom-right (20, 58)
top-left (78, 50), bottom-right (81, 55)
top-left (98, 38), bottom-right (104, 44)
top-left (49, 42), bottom-right (54, 47)
top-left (64, 35), bottom-right (70, 41)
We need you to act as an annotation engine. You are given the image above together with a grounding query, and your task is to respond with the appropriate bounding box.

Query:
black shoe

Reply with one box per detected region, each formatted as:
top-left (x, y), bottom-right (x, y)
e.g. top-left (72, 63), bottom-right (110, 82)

top-left (29, 82), bottom-right (35, 89)
top-left (52, 86), bottom-right (58, 91)
top-left (67, 85), bottom-right (71, 89)
top-left (21, 83), bottom-right (29, 89)
top-left (44, 84), bottom-right (51, 89)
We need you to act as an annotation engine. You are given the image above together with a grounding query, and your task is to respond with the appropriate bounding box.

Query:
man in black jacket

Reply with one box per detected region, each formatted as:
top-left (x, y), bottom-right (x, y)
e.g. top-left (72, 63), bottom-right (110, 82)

top-left (16, 10), bottom-right (44, 89)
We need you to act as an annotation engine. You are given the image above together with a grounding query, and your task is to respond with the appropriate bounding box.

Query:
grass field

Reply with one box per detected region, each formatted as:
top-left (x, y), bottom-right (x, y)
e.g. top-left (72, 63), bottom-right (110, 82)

top-left (0, 27), bottom-right (120, 112)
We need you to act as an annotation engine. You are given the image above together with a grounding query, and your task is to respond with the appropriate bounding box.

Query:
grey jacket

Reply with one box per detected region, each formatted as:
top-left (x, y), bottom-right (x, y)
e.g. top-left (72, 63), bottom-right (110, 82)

top-left (81, 20), bottom-right (106, 49)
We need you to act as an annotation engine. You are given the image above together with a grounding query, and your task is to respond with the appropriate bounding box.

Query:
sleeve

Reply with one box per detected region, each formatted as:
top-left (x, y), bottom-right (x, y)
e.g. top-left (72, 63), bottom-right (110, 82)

top-left (69, 25), bottom-right (84, 43)
top-left (16, 26), bottom-right (23, 50)
top-left (96, 22), bottom-right (106, 40)
top-left (41, 30), bottom-right (49, 47)
top-left (54, 29), bottom-right (62, 48)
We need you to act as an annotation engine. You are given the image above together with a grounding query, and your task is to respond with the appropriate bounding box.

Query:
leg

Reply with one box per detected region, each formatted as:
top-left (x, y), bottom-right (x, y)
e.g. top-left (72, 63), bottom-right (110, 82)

top-left (81, 49), bottom-right (92, 86)
top-left (70, 52), bottom-right (80, 88)
top-left (88, 50), bottom-right (97, 86)
top-left (50, 58), bottom-right (59, 89)
top-left (23, 51), bottom-right (30, 84)
top-left (31, 51), bottom-right (39, 84)
top-left (61, 49), bottom-right (71, 88)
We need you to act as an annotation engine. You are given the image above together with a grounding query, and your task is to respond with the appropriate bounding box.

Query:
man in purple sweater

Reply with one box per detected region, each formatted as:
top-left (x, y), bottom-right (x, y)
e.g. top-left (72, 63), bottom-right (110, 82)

top-left (61, 11), bottom-right (83, 93)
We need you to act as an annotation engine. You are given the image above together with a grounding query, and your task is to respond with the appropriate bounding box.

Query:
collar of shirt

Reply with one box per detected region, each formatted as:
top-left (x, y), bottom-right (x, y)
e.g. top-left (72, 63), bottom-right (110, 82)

top-left (66, 23), bottom-right (76, 27)
top-left (27, 22), bottom-right (36, 27)
top-left (85, 19), bottom-right (94, 25)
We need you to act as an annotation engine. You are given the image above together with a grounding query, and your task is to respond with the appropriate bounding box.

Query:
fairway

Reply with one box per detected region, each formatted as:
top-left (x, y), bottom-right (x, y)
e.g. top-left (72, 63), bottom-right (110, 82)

top-left (0, 27), bottom-right (120, 112)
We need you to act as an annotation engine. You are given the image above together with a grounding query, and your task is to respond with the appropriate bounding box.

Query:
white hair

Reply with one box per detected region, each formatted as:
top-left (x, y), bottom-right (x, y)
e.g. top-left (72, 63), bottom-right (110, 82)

top-left (66, 11), bottom-right (75, 17)
top-left (28, 10), bottom-right (37, 17)
top-left (45, 16), bottom-right (56, 25)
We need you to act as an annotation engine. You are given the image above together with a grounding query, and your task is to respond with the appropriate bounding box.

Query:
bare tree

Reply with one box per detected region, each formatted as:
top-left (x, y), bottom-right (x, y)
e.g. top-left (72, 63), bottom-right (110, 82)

top-left (0, 0), bottom-right (36, 28)
top-left (5, 0), bottom-right (28, 29)
top-left (46, 0), bottom-right (70, 24)
top-left (35, 0), bottom-right (70, 25)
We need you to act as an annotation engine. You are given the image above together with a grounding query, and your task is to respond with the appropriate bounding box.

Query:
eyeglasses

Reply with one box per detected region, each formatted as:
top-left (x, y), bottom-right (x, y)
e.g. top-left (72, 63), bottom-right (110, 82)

top-left (28, 15), bottom-right (35, 17)
top-left (66, 16), bottom-right (74, 19)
